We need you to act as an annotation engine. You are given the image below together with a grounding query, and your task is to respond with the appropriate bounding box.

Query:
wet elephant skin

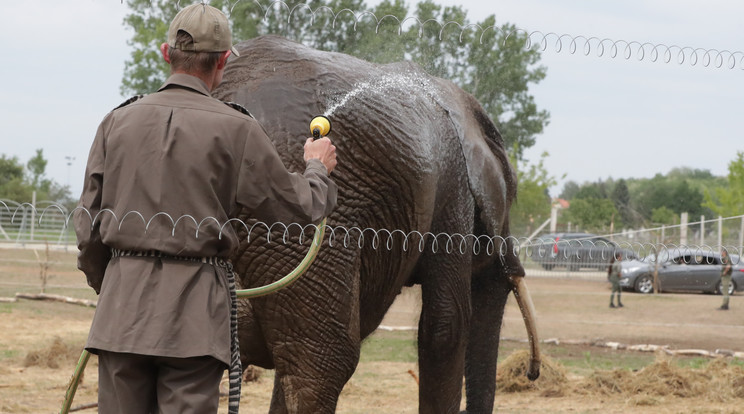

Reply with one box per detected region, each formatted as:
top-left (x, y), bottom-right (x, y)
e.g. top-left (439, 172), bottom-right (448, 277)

top-left (212, 35), bottom-right (527, 414)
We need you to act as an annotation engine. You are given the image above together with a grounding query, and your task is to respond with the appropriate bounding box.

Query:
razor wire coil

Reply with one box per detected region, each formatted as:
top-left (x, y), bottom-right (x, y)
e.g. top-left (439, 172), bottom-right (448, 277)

top-left (2, 202), bottom-right (742, 264)
top-left (212, 0), bottom-right (744, 71)
top-left (123, 1), bottom-right (744, 70)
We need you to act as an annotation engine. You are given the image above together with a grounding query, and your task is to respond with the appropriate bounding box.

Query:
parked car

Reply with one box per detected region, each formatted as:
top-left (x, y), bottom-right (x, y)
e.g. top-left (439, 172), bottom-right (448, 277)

top-left (619, 249), bottom-right (744, 294)
top-left (527, 232), bottom-right (635, 271)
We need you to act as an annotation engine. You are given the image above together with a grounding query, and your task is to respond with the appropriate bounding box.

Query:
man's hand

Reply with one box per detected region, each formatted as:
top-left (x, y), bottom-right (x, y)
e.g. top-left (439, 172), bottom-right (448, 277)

top-left (304, 137), bottom-right (337, 174)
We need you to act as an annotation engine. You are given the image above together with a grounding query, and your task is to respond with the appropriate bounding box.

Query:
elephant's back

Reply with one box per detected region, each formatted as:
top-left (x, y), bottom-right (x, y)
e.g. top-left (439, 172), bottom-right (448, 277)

top-left (214, 36), bottom-right (390, 138)
top-left (214, 36), bottom-right (452, 227)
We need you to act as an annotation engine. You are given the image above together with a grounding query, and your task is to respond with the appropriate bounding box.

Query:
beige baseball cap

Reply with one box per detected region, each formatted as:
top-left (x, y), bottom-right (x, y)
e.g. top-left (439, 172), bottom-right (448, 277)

top-left (167, 2), bottom-right (240, 56)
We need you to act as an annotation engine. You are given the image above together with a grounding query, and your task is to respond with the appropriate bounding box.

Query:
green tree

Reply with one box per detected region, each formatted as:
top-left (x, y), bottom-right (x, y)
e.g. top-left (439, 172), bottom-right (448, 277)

top-left (651, 206), bottom-right (676, 225)
top-left (670, 180), bottom-right (704, 217)
top-left (704, 151), bottom-right (744, 217)
top-left (404, 1), bottom-right (468, 80)
top-left (120, 0), bottom-right (177, 95)
top-left (629, 173), bottom-right (709, 223)
top-left (120, 0), bottom-right (549, 159)
top-left (556, 168), bottom-right (720, 230)
top-left (26, 149), bottom-right (49, 191)
top-left (509, 151), bottom-right (560, 236)
top-left (667, 167), bottom-right (716, 182)
top-left (562, 198), bottom-right (619, 233)
top-left (0, 151), bottom-right (74, 207)
top-left (558, 180), bottom-right (580, 200)
top-left (573, 181), bottom-right (608, 200)
top-left (610, 179), bottom-right (634, 226)
top-left (0, 155), bottom-right (24, 188)
top-left (458, 18), bottom-right (548, 159)
top-left (347, 0), bottom-right (410, 63)
top-left (0, 155), bottom-right (30, 202)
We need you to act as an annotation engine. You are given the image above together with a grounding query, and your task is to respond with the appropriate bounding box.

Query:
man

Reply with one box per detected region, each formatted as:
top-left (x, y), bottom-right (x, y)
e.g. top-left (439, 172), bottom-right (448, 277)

top-left (74, 3), bottom-right (337, 413)
top-left (608, 252), bottom-right (624, 308)
top-left (719, 248), bottom-right (732, 310)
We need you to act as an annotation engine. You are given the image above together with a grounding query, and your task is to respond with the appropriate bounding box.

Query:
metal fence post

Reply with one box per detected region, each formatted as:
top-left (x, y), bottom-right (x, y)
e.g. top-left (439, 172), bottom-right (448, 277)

top-left (699, 215), bottom-right (704, 246)
top-left (30, 191), bottom-right (36, 242)
top-left (550, 204), bottom-right (558, 233)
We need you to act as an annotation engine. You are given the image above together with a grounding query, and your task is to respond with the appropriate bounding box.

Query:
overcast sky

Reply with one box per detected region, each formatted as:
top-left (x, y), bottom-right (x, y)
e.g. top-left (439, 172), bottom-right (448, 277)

top-left (1, 0), bottom-right (742, 199)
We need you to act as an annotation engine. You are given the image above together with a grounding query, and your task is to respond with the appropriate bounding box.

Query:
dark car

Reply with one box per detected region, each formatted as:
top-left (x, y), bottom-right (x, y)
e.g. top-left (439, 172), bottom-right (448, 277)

top-left (619, 249), bottom-right (744, 294)
top-left (528, 232), bottom-right (635, 271)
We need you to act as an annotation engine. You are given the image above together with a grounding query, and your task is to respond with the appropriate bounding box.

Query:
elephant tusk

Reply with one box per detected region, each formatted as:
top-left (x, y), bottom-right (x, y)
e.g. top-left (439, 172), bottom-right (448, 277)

top-left (508, 274), bottom-right (541, 381)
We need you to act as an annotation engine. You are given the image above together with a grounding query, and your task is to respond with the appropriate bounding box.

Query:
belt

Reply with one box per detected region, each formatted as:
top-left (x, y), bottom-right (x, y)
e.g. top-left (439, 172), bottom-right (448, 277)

top-left (110, 248), bottom-right (230, 266)
top-left (110, 248), bottom-right (243, 413)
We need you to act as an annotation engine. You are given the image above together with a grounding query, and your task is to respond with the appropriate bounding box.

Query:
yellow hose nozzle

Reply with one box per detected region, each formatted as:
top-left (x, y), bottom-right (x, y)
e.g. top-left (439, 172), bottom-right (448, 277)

top-left (310, 115), bottom-right (332, 139)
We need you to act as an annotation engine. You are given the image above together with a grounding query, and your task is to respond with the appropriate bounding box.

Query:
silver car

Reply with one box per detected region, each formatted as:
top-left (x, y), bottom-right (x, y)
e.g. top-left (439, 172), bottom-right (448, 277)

top-left (619, 249), bottom-right (744, 294)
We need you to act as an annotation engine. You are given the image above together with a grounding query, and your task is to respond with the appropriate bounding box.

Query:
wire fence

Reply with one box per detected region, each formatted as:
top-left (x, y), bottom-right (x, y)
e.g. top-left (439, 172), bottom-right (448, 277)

top-left (558, 215), bottom-right (744, 249)
top-left (0, 199), bottom-right (75, 250)
top-left (2, 200), bottom-right (741, 263)
top-left (521, 214), bottom-right (744, 278)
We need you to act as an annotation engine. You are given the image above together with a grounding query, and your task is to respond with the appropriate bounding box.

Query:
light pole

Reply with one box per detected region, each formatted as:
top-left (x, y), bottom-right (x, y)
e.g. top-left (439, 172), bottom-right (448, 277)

top-left (65, 156), bottom-right (75, 188)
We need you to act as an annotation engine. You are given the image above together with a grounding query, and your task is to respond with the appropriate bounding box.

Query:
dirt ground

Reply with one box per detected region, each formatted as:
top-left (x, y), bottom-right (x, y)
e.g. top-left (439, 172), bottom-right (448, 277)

top-left (1, 247), bottom-right (743, 413)
top-left (383, 274), bottom-right (744, 352)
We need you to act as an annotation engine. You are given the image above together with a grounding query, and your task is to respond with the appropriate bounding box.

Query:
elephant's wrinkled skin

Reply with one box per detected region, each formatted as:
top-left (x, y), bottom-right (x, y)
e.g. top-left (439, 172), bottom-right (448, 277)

top-left (213, 35), bottom-right (539, 413)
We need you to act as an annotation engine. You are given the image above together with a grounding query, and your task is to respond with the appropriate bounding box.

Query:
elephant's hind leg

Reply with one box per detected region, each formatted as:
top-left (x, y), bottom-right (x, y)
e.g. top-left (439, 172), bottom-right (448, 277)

top-left (415, 251), bottom-right (473, 413)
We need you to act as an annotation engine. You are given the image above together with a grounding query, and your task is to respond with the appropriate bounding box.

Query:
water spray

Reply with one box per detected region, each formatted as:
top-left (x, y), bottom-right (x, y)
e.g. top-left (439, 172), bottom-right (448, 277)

top-left (310, 115), bottom-right (332, 139)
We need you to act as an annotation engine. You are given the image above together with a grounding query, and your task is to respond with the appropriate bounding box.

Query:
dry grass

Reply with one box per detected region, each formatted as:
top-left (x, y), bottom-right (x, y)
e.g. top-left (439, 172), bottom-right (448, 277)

top-left (22, 336), bottom-right (81, 369)
top-left (577, 354), bottom-right (744, 402)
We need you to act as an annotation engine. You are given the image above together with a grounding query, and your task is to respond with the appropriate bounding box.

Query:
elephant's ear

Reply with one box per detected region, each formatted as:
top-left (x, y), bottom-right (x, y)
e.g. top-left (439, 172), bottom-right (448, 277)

top-left (436, 80), bottom-right (517, 239)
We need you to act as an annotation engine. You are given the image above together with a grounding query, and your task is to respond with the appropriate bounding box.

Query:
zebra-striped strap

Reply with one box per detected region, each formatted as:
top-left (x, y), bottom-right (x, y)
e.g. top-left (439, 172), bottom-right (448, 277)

top-left (112, 94), bottom-right (145, 111)
top-left (223, 101), bottom-right (254, 118)
top-left (110, 249), bottom-right (242, 412)
top-left (223, 260), bottom-right (242, 414)
top-left (110, 248), bottom-right (227, 266)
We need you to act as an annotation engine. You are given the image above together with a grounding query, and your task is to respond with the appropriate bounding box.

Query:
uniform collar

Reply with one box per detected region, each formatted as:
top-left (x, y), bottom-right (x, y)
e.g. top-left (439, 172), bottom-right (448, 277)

top-left (158, 73), bottom-right (211, 97)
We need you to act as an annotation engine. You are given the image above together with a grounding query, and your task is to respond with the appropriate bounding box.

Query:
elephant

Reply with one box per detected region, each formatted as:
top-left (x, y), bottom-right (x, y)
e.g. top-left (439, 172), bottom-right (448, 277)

top-left (212, 35), bottom-right (540, 413)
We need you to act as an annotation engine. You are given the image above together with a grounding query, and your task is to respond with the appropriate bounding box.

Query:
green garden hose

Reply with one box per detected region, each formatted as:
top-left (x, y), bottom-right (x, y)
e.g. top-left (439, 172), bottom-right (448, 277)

top-left (59, 348), bottom-right (92, 413)
top-left (236, 218), bottom-right (326, 298)
top-left (60, 218), bottom-right (326, 413)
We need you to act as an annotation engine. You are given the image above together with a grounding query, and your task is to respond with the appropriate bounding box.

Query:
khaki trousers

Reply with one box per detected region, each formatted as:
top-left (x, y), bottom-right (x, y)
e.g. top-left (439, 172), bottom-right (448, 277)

top-left (97, 350), bottom-right (226, 414)
top-left (721, 274), bottom-right (731, 307)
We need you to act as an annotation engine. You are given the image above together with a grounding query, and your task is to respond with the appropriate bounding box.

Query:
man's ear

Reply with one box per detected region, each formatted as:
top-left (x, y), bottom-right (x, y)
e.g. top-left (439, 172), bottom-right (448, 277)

top-left (216, 50), bottom-right (231, 70)
top-left (160, 43), bottom-right (171, 64)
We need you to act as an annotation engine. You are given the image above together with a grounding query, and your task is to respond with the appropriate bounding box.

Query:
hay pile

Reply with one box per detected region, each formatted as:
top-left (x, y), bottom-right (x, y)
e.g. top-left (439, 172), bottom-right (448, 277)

top-left (497, 350), bottom-right (744, 404)
top-left (23, 336), bottom-right (82, 369)
top-left (577, 354), bottom-right (744, 404)
top-left (497, 349), bottom-right (569, 396)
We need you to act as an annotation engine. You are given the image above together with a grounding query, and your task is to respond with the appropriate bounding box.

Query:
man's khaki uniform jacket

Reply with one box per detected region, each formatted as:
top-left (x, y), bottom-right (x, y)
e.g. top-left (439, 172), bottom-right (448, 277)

top-left (74, 74), bottom-right (337, 366)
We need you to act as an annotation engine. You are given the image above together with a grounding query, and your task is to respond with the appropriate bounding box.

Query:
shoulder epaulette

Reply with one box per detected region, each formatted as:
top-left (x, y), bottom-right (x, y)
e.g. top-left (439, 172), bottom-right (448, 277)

top-left (223, 101), bottom-right (254, 118)
top-left (113, 94), bottom-right (146, 111)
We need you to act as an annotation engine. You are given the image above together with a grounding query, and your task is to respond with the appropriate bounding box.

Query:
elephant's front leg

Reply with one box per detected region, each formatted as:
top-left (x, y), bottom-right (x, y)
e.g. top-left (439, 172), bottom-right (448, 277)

top-left (462, 266), bottom-right (512, 414)
top-left (271, 340), bottom-right (359, 414)
top-left (416, 252), bottom-right (472, 413)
